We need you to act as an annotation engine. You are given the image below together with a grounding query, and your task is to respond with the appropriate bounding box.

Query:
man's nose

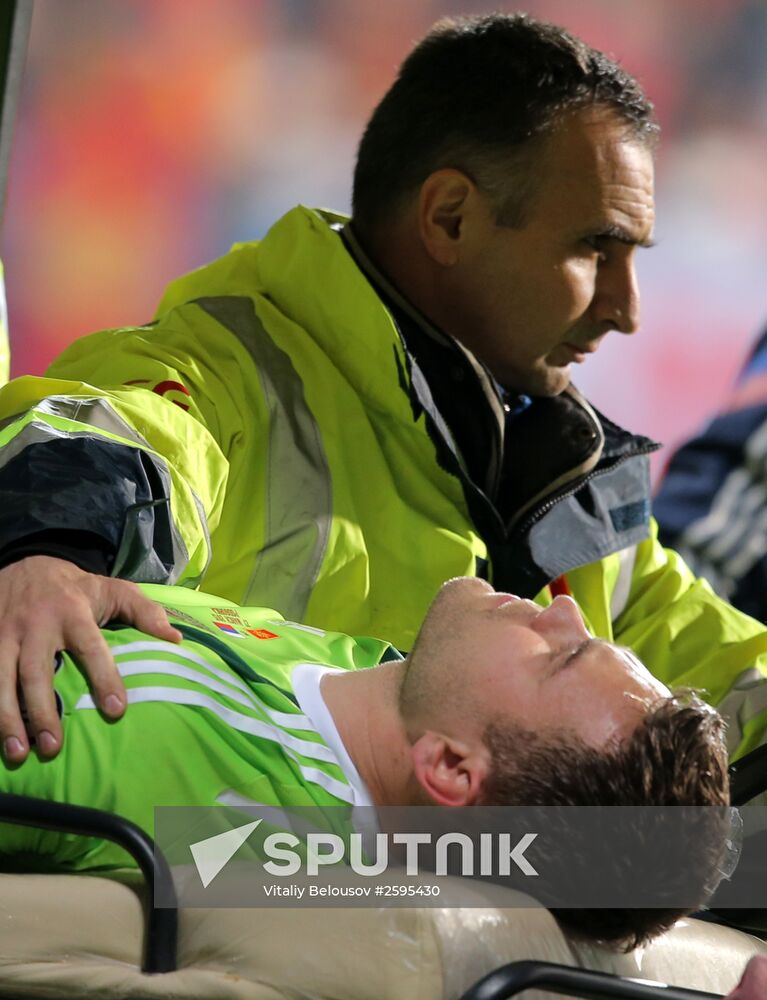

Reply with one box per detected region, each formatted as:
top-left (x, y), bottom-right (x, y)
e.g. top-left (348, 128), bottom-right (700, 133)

top-left (535, 595), bottom-right (590, 640)
top-left (591, 254), bottom-right (640, 335)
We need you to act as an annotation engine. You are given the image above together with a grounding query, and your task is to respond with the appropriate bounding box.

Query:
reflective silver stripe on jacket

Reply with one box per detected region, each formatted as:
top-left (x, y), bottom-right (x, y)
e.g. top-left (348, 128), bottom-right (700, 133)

top-left (0, 395), bottom-right (200, 585)
top-left (0, 394), bottom-right (154, 465)
top-left (610, 544), bottom-right (638, 621)
top-left (716, 666), bottom-right (767, 757)
top-left (194, 297), bottom-right (332, 621)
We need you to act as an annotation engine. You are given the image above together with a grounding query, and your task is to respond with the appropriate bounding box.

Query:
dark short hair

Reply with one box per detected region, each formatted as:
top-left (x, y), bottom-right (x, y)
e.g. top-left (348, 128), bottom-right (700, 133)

top-left (479, 694), bottom-right (730, 950)
top-left (352, 13), bottom-right (658, 232)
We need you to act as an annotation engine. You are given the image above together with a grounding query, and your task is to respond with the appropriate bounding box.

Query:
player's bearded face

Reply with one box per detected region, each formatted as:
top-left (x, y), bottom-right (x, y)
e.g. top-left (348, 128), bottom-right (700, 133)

top-left (402, 577), bottom-right (668, 750)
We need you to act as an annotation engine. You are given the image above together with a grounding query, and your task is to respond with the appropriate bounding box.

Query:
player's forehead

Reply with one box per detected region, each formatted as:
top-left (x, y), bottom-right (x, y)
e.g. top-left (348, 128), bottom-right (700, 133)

top-left (583, 639), bottom-right (671, 700)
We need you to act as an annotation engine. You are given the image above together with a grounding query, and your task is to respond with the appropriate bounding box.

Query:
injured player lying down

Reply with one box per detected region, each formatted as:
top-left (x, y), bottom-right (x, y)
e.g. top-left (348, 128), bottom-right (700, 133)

top-left (0, 577), bottom-right (729, 949)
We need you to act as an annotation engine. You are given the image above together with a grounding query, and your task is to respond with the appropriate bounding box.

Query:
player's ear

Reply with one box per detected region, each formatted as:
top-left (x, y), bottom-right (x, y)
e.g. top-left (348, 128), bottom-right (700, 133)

top-left (417, 169), bottom-right (475, 266)
top-left (411, 731), bottom-right (490, 806)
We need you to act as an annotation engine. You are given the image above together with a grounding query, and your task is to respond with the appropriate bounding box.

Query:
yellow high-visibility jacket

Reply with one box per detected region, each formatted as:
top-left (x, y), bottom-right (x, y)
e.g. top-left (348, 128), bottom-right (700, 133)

top-left (0, 206), bottom-right (765, 758)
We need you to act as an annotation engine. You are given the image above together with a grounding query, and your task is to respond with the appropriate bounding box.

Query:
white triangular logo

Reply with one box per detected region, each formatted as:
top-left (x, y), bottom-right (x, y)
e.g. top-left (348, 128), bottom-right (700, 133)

top-left (190, 819), bottom-right (263, 887)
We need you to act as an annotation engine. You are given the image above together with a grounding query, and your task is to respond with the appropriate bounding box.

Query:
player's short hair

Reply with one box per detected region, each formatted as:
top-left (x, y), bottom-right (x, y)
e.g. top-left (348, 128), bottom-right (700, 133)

top-left (479, 693), bottom-right (730, 950)
top-left (352, 13), bottom-right (658, 234)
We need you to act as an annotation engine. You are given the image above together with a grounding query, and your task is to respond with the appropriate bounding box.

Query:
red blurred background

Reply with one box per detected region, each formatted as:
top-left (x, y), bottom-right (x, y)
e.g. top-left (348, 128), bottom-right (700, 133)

top-left (4, 0), bottom-right (767, 477)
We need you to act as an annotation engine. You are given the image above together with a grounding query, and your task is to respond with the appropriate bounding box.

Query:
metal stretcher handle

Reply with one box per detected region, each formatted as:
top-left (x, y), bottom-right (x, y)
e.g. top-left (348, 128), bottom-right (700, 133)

top-left (729, 743), bottom-right (767, 806)
top-left (0, 791), bottom-right (178, 973)
top-left (459, 960), bottom-right (722, 1000)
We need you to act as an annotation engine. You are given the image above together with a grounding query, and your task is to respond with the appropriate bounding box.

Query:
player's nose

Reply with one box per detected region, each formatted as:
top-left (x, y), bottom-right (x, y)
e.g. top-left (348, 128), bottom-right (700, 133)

top-left (534, 595), bottom-right (590, 642)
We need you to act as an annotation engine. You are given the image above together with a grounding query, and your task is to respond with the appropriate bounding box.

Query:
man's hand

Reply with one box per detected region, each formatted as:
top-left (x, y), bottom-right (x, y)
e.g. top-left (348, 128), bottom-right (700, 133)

top-left (0, 556), bottom-right (182, 764)
top-left (727, 955), bottom-right (767, 999)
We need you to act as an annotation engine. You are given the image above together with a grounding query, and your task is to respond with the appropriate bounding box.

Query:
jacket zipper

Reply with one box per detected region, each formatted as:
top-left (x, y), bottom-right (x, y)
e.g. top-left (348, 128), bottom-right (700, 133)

top-left (507, 441), bottom-right (660, 539)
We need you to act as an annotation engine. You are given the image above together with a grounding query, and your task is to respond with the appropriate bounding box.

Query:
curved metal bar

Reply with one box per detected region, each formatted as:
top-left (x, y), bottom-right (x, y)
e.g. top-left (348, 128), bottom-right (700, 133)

top-left (459, 960), bottom-right (722, 1000)
top-left (0, 791), bottom-right (178, 973)
top-left (729, 743), bottom-right (767, 806)
top-left (0, 0), bottom-right (32, 229)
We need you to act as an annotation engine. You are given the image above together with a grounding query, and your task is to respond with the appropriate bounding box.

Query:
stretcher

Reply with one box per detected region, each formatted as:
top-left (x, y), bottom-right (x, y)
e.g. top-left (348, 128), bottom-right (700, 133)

top-left (1, 768), bottom-right (767, 1000)
top-left (0, 857), bottom-right (762, 998)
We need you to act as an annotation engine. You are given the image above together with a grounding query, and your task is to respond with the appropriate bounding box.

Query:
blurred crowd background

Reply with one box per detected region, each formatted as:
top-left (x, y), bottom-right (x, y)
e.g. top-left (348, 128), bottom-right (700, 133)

top-left (4, 0), bottom-right (767, 477)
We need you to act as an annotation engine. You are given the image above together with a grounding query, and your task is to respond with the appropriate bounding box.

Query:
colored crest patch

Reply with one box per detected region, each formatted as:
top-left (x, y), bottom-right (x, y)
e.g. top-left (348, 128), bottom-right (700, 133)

top-left (213, 621), bottom-right (245, 637)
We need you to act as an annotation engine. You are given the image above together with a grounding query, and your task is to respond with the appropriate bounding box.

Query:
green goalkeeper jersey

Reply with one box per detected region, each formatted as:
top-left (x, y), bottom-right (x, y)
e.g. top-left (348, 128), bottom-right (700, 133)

top-left (0, 584), bottom-right (396, 871)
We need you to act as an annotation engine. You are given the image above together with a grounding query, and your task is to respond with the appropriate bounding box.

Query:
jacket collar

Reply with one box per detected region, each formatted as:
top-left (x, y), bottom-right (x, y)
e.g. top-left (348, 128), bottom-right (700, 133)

top-left (341, 219), bottom-right (508, 433)
top-left (253, 206), bottom-right (413, 418)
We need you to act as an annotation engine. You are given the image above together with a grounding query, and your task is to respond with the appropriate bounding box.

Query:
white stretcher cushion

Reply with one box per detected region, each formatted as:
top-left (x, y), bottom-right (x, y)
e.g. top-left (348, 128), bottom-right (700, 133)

top-left (0, 870), bottom-right (765, 999)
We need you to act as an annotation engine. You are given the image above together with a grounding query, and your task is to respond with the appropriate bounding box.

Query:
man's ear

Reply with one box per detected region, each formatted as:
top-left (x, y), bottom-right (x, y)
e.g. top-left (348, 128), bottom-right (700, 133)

top-left (417, 169), bottom-right (475, 267)
top-left (411, 731), bottom-right (490, 806)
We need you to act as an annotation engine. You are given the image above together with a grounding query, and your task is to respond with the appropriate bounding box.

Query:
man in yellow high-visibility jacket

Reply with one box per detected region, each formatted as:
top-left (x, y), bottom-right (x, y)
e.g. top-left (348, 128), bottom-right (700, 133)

top-left (0, 14), bottom-right (766, 769)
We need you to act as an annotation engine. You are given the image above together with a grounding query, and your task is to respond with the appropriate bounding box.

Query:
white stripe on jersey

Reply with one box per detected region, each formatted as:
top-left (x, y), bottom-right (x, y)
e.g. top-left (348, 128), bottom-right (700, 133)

top-left (108, 639), bottom-right (317, 732)
top-left (114, 659), bottom-right (260, 712)
top-left (110, 640), bottom-right (225, 672)
top-left (75, 687), bottom-right (337, 766)
top-left (97, 640), bottom-right (362, 805)
top-left (296, 766), bottom-right (355, 805)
